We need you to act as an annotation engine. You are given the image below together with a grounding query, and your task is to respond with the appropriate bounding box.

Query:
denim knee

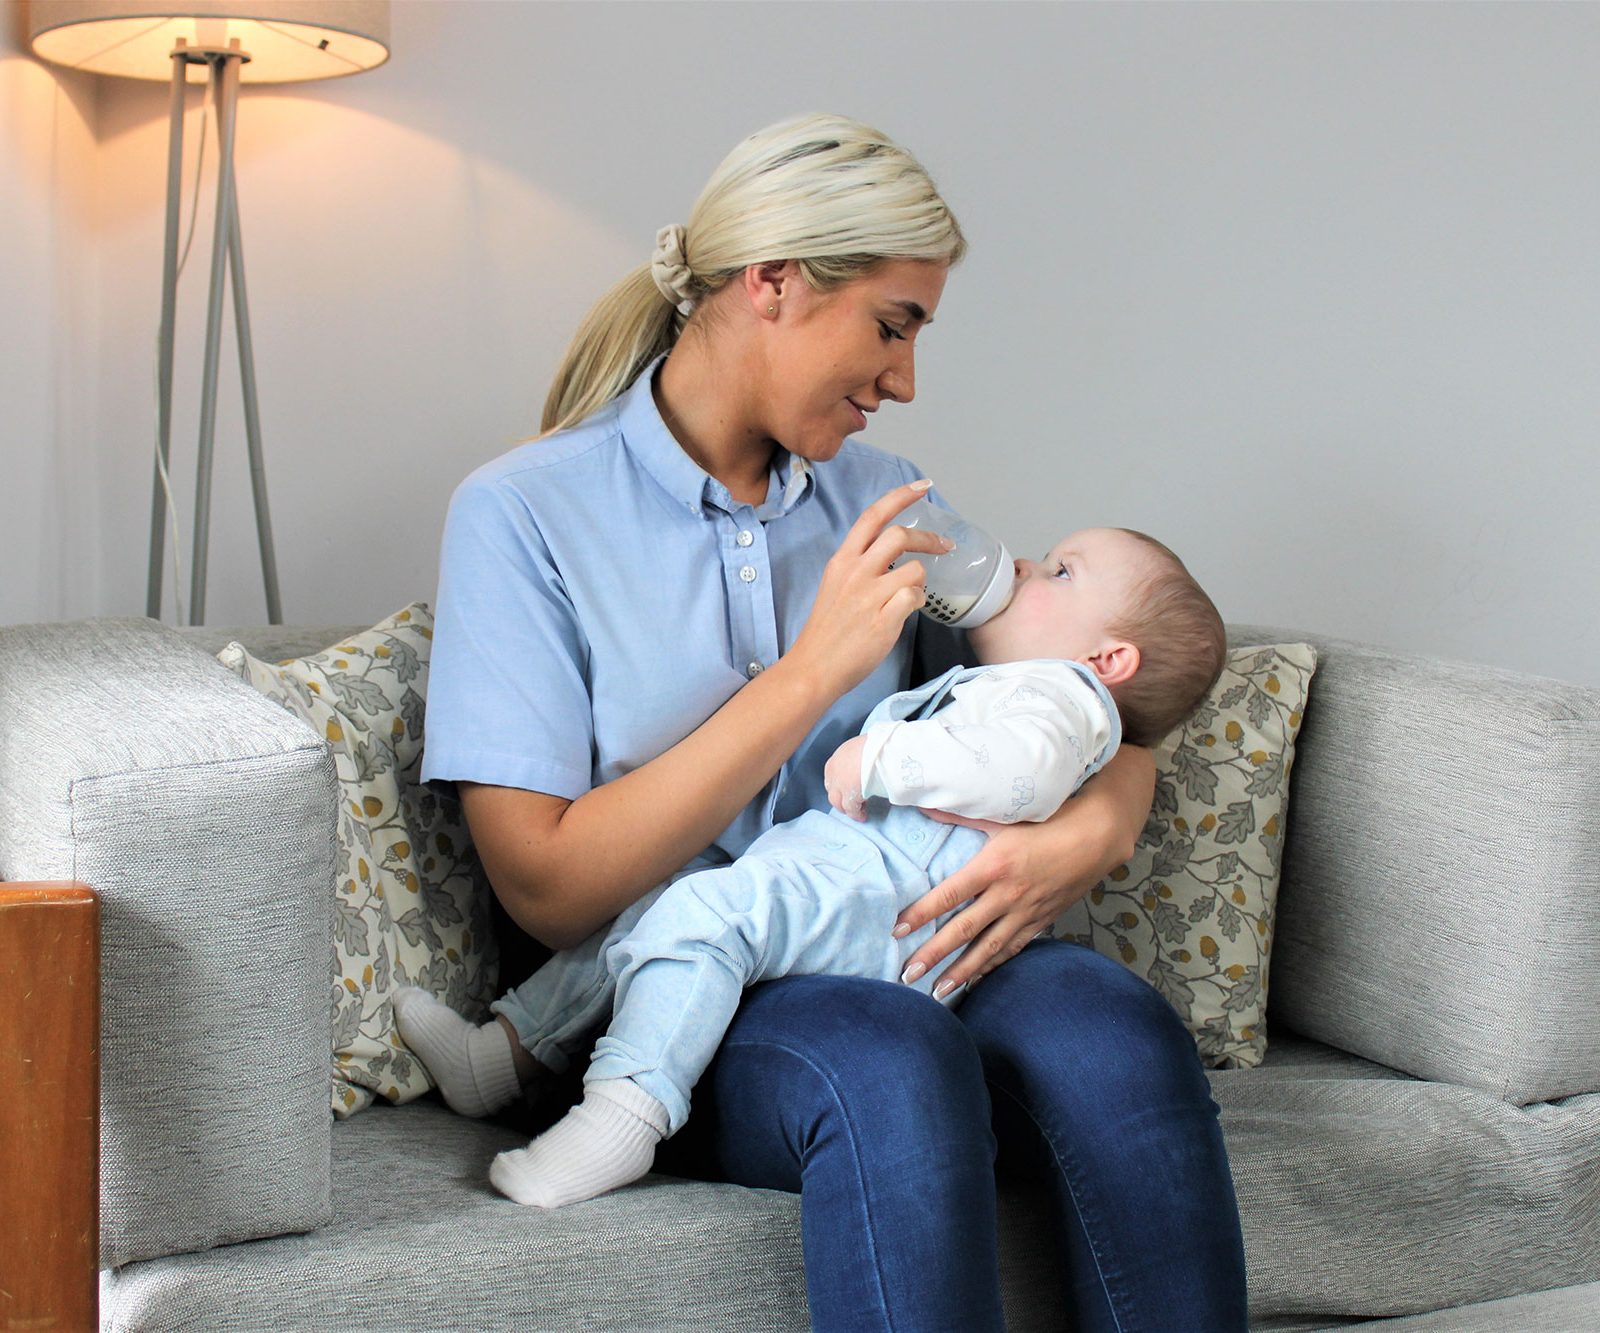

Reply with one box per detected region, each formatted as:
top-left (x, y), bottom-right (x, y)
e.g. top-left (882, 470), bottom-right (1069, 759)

top-left (725, 975), bottom-right (997, 1160)
top-left (966, 940), bottom-right (1215, 1110)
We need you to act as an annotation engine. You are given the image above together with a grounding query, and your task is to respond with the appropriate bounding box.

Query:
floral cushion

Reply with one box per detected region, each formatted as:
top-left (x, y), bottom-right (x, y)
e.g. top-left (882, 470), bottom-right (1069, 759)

top-left (218, 603), bottom-right (498, 1117)
top-left (1055, 642), bottom-right (1317, 1068)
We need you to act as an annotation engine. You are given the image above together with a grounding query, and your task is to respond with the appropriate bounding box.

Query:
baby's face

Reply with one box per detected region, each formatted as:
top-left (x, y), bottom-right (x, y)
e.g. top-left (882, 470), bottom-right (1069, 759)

top-left (966, 527), bottom-right (1156, 667)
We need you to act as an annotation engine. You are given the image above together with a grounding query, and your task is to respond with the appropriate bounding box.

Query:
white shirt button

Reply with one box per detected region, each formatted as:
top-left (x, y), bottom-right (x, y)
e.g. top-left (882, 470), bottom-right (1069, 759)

top-left (746, 661), bottom-right (764, 678)
top-left (736, 530), bottom-right (754, 547)
top-left (739, 565), bottom-right (758, 583)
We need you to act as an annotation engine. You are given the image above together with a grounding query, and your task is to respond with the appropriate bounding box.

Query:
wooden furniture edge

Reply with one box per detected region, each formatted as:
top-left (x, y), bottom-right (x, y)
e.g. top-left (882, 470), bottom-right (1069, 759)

top-left (0, 880), bottom-right (100, 1331)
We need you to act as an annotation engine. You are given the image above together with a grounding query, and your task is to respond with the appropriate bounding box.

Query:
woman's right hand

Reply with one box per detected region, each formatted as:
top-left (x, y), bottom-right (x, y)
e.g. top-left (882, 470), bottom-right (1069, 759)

top-left (787, 479), bottom-right (954, 696)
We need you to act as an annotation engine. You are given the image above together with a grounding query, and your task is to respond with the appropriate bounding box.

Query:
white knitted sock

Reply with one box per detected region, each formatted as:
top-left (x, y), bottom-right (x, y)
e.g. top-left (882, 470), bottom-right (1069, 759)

top-left (489, 1078), bottom-right (669, 1208)
top-left (391, 986), bottom-right (521, 1119)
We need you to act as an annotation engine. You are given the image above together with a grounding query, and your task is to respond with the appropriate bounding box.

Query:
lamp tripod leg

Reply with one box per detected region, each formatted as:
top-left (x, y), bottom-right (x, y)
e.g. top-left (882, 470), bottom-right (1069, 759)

top-left (187, 50), bottom-right (240, 626)
top-left (225, 151), bottom-right (282, 625)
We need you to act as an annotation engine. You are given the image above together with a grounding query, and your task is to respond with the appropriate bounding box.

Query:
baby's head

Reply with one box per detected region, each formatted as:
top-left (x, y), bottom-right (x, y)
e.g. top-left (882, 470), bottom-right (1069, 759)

top-left (966, 527), bottom-right (1225, 747)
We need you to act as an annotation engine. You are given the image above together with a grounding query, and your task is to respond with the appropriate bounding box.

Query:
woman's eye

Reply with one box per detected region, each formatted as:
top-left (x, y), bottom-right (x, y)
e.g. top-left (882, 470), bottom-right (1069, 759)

top-left (878, 320), bottom-right (906, 342)
top-left (1054, 563), bottom-right (1072, 581)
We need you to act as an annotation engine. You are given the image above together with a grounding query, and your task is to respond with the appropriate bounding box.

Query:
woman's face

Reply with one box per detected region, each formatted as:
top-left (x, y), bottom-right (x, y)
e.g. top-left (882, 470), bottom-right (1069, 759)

top-left (760, 259), bottom-right (948, 461)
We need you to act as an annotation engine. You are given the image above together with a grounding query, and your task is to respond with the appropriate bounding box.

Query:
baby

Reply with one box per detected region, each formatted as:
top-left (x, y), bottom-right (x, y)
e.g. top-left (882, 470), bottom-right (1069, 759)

top-left (395, 526), bottom-right (1225, 1209)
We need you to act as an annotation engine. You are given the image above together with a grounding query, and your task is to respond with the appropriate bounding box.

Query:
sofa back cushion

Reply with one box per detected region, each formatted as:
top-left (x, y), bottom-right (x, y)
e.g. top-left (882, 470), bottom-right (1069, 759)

top-left (1231, 625), bottom-right (1600, 1105)
top-left (0, 617), bottom-right (337, 1266)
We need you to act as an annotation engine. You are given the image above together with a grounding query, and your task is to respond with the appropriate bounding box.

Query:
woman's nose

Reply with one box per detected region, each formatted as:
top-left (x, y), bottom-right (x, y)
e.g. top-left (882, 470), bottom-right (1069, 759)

top-left (878, 354), bottom-right (915, 404)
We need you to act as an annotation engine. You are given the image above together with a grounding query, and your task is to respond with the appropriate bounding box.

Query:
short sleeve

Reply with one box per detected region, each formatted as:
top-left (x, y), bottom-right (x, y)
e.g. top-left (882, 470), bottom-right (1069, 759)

top-left (420, 473), bottom-right (595, 799)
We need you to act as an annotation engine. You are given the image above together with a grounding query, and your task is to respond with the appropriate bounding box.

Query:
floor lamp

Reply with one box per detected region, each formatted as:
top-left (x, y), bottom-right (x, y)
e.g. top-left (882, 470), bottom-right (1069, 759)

top-left (29, 1), bottom-right (390, 625)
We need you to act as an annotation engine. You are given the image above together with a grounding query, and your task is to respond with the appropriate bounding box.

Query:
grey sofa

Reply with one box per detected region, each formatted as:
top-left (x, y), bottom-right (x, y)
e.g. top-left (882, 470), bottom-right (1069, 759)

top-left (2, 614), bottom-right (1599, 1332)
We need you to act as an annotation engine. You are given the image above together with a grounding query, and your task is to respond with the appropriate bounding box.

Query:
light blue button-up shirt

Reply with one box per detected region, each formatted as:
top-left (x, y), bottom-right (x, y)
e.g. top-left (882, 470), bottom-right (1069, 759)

top-left (423, 358), bottom-right (963, 868)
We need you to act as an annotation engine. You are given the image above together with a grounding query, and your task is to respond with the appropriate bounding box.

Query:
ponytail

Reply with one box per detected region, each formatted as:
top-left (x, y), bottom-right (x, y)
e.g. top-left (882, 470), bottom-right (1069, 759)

top-left (540, 267), bottom-right (677, 436)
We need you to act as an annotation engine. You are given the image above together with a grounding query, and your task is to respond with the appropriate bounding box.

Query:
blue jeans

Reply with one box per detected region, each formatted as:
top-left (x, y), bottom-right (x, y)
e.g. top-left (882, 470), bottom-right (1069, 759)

top-left (658, 938), bottom-right (1248, 1333)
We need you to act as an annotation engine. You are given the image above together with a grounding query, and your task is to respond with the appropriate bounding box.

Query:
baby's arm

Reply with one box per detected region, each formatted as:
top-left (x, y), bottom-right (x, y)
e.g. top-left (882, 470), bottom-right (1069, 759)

top-left (830, 665), bottom-right (1114, 824)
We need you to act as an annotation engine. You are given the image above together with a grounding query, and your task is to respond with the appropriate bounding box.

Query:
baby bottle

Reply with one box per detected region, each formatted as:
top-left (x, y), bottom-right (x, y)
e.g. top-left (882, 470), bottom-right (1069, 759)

top-left (892, 498), bottom-right (1015, 628)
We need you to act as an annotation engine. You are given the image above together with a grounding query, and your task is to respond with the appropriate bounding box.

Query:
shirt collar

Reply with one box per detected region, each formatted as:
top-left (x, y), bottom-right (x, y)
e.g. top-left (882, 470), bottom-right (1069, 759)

top-left (764, 452), bottom-right (813, 519)
top-left (617, 356), bottom-right (814, 519)
top-left (617, 357), bottom-right (714, 515)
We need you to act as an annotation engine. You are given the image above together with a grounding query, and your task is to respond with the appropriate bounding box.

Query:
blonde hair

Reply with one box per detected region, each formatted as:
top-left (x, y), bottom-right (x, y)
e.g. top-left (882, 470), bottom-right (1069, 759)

top-left (539, 113), bottom-right (967, 436)
top-left (1106, 532), bottom-right (1227, 748)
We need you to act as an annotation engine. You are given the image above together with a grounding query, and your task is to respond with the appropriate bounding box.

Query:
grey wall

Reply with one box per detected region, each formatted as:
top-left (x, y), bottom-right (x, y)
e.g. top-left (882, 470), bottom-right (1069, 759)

top-left (6, 1), bottom-right (1599, 685)
top-left (1, 9), bottom-right (100, 623)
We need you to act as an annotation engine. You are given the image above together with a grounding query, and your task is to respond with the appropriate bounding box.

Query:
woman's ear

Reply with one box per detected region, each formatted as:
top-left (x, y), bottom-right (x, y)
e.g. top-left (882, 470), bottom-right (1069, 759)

top-left (742, 260), bottom-right (796, 319)
top-left (1085, 641), bottom-right (1140, 688)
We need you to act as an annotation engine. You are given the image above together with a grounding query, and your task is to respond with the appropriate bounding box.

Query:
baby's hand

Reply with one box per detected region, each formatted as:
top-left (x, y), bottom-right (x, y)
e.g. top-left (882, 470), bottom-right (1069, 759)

top-left (824, 735), bottom-right (869, 821)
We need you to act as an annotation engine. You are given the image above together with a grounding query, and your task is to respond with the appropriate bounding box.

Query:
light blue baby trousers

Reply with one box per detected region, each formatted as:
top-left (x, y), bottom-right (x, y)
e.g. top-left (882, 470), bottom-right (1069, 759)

top-left (490, 665), bottom-right (1108, 1134)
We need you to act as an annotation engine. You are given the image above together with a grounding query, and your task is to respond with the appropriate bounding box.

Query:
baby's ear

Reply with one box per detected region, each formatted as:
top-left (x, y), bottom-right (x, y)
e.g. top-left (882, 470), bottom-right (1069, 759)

top-left (1085, 641), bottom-right (1140, 687)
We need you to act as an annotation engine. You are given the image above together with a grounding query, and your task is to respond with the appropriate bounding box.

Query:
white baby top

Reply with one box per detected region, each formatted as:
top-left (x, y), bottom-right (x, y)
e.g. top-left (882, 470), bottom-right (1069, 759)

top-left (857, 659), bottom-right (1117, 825)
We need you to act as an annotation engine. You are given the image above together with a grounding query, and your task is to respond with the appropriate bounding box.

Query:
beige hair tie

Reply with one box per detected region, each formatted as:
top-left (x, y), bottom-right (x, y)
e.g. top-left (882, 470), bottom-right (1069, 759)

top-left (651, 224), bottom-right (696, 317)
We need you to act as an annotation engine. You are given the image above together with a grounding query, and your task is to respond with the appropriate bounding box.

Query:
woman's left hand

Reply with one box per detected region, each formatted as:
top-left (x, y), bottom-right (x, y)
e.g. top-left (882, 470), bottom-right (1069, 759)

top-left (894, 745), bottom-right (1156, 998)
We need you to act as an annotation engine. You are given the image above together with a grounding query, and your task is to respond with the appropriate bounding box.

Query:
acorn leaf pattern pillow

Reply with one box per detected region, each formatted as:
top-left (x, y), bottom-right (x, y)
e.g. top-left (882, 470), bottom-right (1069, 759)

top-left (1055, 642), bottom-right (1317, 1068)
top-left (218, 603), bottom-right (498, 1118)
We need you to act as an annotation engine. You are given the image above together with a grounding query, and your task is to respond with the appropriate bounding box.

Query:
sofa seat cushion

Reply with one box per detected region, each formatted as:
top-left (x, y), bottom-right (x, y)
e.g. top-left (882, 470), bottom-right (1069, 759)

top-left (100, 1099), bottom-right (1064, 1332)
top-left (100, 1036), bottom-right (1600, 1330)
top-left (1217, 1033), bottom-right (1600, 1325)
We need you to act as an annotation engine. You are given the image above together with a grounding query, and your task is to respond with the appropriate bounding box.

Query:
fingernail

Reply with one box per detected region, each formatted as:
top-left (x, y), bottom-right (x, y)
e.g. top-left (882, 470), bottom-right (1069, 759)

top-left (940, 536), bottom-right (956, 550)
top-left (891, 922), bottom-right (911, 939)
top-left (911, 478), bottom-right (933, 491)
top-left (934, 979), bottom-right (959, 1000)
top-left (901, 961), bottom-right (926, 985)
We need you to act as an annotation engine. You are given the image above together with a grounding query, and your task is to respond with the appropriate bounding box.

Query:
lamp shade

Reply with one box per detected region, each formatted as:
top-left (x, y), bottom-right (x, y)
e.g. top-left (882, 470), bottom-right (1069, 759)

top-left (28, 0), bottom-right (390, 82)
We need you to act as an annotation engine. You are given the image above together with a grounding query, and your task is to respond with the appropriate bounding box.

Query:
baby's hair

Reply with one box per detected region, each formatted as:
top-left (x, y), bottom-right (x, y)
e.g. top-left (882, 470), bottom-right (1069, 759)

top-left (1105, 531), bottom-right (1226, 747)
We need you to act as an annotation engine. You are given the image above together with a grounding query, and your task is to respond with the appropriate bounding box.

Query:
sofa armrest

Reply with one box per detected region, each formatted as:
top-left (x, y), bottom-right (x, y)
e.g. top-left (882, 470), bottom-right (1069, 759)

top-left (1231, 625), bottom-right (1600, 1105)
top-left (0, 881), bottom-right (98, 1329)
top-left (0, 618), bottom-right (339, 1267)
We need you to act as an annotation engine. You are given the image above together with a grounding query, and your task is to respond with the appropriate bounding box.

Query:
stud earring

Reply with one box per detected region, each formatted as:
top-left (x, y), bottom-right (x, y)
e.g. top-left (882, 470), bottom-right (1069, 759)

top-left (767, 305), bottom-right (776, 315)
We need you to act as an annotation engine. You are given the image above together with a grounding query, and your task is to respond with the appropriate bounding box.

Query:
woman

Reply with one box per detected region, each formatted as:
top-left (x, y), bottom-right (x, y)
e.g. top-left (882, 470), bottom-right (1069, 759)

top-left (423, 114), bottom-right (1248, 1330)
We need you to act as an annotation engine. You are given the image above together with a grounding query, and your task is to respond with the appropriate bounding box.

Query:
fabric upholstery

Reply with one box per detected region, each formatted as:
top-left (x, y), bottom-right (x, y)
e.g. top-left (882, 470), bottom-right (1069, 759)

top-left (1210, 1037), bottom-right (1600, 1324)
top-left (100, 1098), bottom-right (1062, 1332)
top-left (99, 1034), bottom-right (1600, 1329)
top-left (0, 617), bottom-right (338, 1267)
top-left (1309, 1280), bottom-right (1600, 1331)
top-left (1229, 625), bottom-right (1600, 1105)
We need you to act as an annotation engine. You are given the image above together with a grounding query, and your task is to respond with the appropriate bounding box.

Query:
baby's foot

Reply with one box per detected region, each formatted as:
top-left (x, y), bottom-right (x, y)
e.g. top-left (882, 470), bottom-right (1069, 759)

top-left (489, 1079), bottom-right (668, 1208)
top-left (391, 987), bottom-right (520, 1118)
